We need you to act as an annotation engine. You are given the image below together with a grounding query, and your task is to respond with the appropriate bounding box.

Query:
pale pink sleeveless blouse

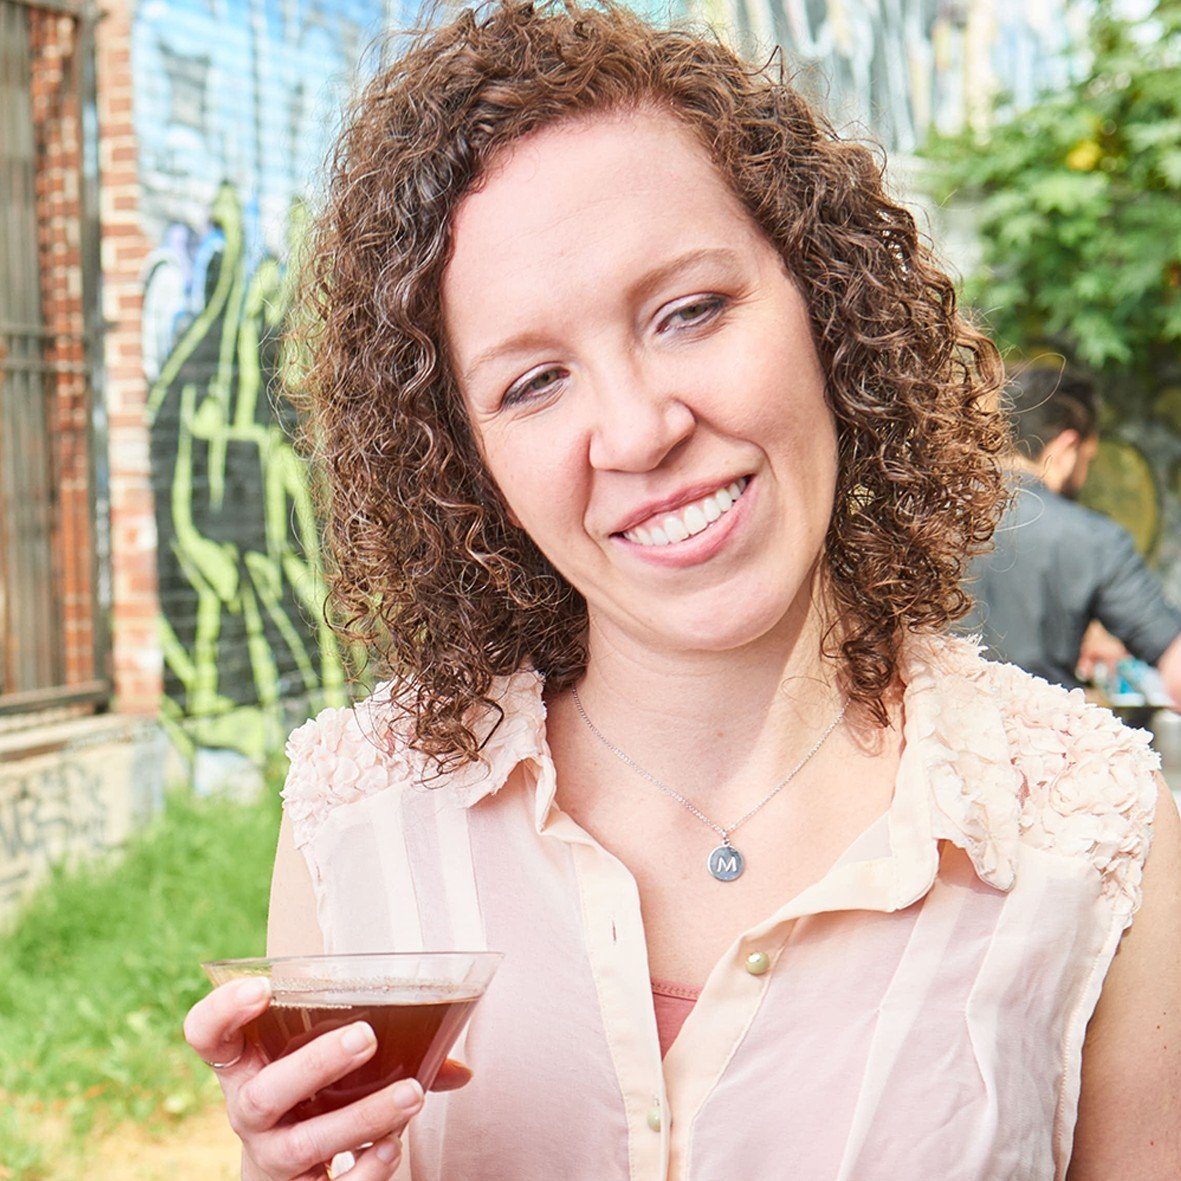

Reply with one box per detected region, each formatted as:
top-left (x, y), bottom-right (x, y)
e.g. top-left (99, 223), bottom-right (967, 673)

top-left (282, 633), bottom-right (1160, 1181)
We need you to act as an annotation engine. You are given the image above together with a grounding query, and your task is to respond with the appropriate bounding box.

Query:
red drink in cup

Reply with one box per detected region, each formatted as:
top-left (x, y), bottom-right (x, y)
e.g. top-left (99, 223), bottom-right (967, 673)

top-left (202, 953), bottom-right (501, 1118)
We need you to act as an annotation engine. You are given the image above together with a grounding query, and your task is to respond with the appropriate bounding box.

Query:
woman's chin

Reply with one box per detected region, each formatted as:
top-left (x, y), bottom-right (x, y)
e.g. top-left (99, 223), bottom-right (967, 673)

top-left (639, 596), bottom-right (801, 656)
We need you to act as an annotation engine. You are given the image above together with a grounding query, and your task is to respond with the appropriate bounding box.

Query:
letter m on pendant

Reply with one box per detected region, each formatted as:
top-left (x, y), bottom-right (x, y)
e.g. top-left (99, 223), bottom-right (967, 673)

top-left (708, 844), bottom-right (744, 881)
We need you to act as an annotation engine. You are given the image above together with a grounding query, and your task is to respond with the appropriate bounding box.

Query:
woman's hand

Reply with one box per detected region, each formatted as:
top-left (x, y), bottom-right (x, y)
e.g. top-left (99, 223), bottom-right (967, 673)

top-left (184, 978), bottom-right (471, 1179)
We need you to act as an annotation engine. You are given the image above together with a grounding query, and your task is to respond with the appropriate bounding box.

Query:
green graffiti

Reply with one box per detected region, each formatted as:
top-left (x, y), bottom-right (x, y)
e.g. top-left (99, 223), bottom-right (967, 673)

top-left (148, 184), bottom-right (346, 764)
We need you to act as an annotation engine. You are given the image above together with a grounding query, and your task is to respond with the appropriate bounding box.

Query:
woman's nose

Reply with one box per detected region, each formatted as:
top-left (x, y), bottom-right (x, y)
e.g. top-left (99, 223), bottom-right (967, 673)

top-left (586, 364), bottom-right (696, 472)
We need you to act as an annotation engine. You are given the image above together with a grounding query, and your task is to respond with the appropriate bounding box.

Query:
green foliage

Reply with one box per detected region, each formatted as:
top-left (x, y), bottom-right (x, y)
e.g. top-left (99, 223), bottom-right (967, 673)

top-left (923, 0), bottom-right (1181, 406)
top-left (0, 784), bottom-right (280, 1175)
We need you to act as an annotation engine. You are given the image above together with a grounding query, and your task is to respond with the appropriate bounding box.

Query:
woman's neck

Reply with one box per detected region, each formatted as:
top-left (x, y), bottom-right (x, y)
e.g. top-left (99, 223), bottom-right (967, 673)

top-left (550, 590), bottom-right (848, 812)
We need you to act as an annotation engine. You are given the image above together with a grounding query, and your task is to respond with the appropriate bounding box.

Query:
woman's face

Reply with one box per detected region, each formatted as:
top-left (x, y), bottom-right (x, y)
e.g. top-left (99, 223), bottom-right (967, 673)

top-left (442, 108), bottom-right (838, 655)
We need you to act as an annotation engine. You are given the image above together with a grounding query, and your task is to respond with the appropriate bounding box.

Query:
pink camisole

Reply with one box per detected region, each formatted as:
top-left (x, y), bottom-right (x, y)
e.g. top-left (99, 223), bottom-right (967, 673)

top-left (650, 979), bottom-right (701, 1059)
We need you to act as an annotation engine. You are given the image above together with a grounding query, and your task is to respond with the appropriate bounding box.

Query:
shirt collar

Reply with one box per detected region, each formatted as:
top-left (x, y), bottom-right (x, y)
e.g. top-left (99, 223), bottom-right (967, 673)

top-left (1009, 468), bottom-right (1048, 494)
top-left (444, 632), bottom-right (1021, 897)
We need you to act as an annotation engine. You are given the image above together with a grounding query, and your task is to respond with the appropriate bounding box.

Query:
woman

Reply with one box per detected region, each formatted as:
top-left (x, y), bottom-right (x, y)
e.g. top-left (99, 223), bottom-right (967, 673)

top-left (183, 3), bottom-right (1181, 1178)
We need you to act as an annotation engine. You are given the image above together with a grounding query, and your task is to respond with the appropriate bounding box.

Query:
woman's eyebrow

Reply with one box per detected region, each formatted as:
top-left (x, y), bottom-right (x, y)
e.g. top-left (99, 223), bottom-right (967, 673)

top-left (626, 245), bottom-right (746, 308)
top-left (460, 246), bottom-right (746, 388)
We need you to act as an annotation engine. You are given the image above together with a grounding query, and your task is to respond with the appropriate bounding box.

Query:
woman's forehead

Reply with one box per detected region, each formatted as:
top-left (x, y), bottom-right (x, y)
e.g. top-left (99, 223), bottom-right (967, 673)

top-left (441, 109), bottom-right (761, 346)
top-left (451, 109), bottom-right (744, 248)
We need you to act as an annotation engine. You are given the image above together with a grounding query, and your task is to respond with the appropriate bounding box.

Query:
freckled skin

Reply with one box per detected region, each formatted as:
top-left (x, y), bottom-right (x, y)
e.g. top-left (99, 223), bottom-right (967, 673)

top-left (442, 108), bottom-right (838, 659)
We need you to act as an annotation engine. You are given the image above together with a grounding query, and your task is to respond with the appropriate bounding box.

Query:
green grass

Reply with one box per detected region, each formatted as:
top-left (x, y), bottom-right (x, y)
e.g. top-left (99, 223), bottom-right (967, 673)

top-left (0, 781), bottom-right (281, 1174)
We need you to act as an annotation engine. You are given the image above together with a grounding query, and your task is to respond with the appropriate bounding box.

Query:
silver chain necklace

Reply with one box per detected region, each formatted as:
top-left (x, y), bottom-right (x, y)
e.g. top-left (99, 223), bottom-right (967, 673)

top-left (570, 685), bottom-right (847, 882)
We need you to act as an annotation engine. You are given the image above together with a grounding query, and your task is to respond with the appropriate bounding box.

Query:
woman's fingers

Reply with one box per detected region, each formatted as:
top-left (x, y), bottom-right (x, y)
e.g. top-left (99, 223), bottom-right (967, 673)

top-left (252, 1077), bottom-right (424, 1177)
top-left (183, 977), bottom-right (271, 1082)
top-left (345, 1135), bottom-right (406, 1178)
top-left (429, 1059), bottom-right (472, 1092)
top-left (186, 980), bottom-right (441, 1176)
top-left (231, 1021), bottom-right (379, 1136)
top-left (328, 1138), bottom-right (405, 1180)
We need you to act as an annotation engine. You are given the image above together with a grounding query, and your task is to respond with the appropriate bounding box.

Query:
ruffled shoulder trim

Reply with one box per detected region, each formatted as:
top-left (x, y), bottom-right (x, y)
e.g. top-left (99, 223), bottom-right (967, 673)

top-left (900, 632), bottom-right (1025, 891)
top-left (903, 632), bottom-right (1159, 926)
top-left (280, 670), bottom-right (547, 851)
top-left (990, 657), bottom-right (1159, 927)
top-left (281, 699), bottom-right (397, 853)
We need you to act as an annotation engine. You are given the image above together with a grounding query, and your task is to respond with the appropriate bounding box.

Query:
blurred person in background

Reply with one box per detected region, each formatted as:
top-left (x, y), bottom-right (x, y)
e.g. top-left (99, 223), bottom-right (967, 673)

top-left (964, 364), bottom-right (1181, 702)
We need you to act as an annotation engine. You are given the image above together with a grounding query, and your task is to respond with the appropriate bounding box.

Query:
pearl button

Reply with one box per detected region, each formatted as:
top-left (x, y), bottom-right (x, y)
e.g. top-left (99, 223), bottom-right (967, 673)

top-left (647, 1104), bottom-right (662, 1132)
top-left (745, 950), bottom-right (770, 976)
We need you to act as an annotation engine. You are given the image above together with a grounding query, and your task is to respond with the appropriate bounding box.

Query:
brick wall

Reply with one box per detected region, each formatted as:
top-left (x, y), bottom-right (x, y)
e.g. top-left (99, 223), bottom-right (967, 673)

top-left (95, 0), bottom-right (162, 715)
top-left (0, 0), bottom-right (167, 919)
top-left (28, 8), bottom-right (93, 687)
top-left (2, 5), bottom-right (104, 696)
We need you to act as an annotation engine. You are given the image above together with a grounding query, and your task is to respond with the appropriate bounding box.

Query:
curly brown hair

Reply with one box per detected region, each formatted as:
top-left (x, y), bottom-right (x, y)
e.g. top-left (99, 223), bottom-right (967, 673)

top-left (287, 0), bottom-right (1008, 769)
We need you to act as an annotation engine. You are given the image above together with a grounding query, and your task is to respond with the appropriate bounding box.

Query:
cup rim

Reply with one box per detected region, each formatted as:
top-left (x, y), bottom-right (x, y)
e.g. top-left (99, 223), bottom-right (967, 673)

top-left (201, 950), bottom-right (504, 971)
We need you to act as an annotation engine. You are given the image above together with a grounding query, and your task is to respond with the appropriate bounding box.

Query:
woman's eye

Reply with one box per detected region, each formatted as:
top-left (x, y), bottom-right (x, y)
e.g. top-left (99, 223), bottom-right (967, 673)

top-left (498, 299), bottom-right (725, 407)
top-left (504, 366), bottom-right (564, 407)
top-left (659, 295), bottom-right (726, 333)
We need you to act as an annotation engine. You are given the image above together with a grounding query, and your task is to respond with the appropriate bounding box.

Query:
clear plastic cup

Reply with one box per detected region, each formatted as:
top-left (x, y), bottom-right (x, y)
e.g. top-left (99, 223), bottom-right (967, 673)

top-left (202, 951), bottom-right (502, 1118)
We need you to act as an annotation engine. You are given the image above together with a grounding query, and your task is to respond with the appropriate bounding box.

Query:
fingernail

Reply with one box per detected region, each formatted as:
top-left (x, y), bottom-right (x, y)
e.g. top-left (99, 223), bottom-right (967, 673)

top-left (392, 1078), bottom-right (424, 1110)
top-left (374, 1137), bottom-right (400, 1163)
top-left (341, 1021), bottom-right (376, 1055)
top-left (235, 977), bottom-right (270, 1005)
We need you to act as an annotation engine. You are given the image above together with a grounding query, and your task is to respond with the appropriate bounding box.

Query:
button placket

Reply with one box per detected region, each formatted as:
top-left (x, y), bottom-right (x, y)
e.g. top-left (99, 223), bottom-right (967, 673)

top-left (565, 839), bottom-right (669, 1176)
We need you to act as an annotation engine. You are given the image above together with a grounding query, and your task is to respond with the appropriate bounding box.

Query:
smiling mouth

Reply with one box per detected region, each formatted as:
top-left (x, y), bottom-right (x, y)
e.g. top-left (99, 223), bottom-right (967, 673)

top-left (617, 476), bottom-right (751, 547)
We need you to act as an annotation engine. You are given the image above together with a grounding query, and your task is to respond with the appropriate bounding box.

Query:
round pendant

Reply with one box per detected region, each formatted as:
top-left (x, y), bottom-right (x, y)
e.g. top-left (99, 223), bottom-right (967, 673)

top-left (707, 843), bottom-right (745, 881)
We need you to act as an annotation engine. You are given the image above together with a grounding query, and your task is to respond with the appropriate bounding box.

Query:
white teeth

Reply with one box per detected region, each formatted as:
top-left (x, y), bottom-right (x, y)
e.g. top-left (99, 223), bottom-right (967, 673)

top-left (622, 477), bottom-right (749, 547)
top-left (682, 504), bottom-right (707, 534)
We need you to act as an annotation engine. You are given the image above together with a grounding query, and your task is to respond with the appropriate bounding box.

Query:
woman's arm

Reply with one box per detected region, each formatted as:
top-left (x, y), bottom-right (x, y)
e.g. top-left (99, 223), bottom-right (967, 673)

top-left (1067, 774), bottom-right (1181, 1179)
top-left (266, 810), bottom-right (324, 957)
top-left (187, 809), bottom-right (419, 1181)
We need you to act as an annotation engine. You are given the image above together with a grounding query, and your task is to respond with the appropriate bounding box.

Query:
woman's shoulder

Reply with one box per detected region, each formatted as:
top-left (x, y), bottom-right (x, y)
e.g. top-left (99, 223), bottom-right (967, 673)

top-left (280, 669), bottom-right (546, 851)
top-left (280, 692), bottom-right (408, 853)
top-left (916, 632), bottom-right (1161, 924)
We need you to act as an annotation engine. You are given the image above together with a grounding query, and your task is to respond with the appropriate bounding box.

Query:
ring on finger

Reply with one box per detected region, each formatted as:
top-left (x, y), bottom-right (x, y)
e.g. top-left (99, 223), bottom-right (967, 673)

top-left (201, 1047), bottom-right (245, 1071)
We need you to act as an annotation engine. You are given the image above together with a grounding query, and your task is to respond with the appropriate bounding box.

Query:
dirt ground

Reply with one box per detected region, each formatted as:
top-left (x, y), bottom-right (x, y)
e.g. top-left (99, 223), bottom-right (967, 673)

top-left (34, 1106), bottom-right (240, 1181)
top-left (92, 1106), bottom-right (240, 1181)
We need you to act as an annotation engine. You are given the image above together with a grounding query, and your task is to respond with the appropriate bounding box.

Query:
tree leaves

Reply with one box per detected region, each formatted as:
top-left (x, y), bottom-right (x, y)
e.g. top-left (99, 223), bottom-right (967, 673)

top-left (922, 0), bottom-right (1181, 407)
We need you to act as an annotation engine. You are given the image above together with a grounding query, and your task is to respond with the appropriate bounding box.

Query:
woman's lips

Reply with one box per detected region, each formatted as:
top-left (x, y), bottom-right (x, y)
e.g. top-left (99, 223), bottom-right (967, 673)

top-left (620, 476), bottom-right (750, 546)
top-left (612, 475), bottom-right (755, 567)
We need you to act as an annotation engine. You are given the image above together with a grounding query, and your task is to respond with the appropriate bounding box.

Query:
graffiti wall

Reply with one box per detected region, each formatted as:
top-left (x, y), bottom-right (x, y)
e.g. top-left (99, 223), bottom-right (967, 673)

top-left (702, 0), bottom-right (1086, 152)
top-left (131, 0), bottom-right (401, 759)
